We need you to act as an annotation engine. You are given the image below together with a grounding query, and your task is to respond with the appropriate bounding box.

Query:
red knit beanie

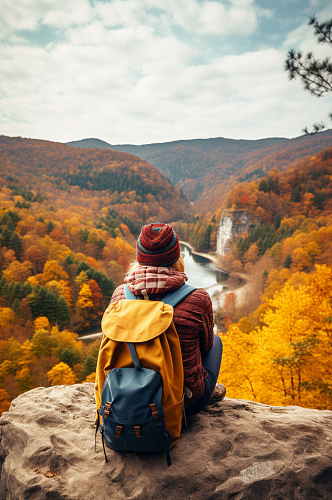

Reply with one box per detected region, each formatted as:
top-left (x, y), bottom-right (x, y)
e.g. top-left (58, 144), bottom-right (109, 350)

top-left (136, 223), bottom-right (180, 267)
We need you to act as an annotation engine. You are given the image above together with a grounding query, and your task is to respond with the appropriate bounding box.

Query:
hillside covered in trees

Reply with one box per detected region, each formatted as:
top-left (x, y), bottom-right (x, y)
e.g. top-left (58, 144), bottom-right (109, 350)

top-left (220, 147), bottom-right (332, 273)
top-left (0, 135), bottom-right (190, 415)
top-left (68, 131), bottom-right (332, 209)
top-left (212, 147), bottom-right (332, 410)
top-left (0, 136), bottom-right (189, 224)
top-left (2, 135), bottom-right (332, 415)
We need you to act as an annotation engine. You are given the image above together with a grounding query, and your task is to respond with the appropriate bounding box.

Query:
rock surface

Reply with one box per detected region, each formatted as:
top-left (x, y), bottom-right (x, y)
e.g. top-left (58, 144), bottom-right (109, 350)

top-left (1, 383), bottom-right (332, 500)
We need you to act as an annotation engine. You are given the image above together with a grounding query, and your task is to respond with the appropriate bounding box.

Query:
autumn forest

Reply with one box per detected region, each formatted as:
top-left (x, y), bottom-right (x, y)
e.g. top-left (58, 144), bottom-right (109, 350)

top-left (1, 134), bottom-right (332, 414)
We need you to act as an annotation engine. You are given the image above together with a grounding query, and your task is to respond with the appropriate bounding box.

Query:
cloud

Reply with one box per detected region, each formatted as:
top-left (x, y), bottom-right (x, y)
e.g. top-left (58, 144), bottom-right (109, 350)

top-left (0, 0), bottom-right (331, 145)
top-left (1, 30), bottom-right (329, 144)
top-left (43, 1), bottom-right (95, 30)
top-left (1, 0), bottom-right (272, 40)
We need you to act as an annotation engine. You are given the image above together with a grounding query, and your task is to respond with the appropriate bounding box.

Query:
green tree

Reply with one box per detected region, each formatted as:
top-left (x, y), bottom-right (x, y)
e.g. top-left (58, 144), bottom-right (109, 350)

top-left (284, 254), bottom-right (292, 269)
top-left (31, 329), bottom-right (58, 357)
top-left (56, 296), bottom-right (71, 326)
top-left (80, 340), bottom-right (100, 380)
top-left (57, 345), bottom-right (82, 368)
top-left (274, 214), bottom-right (282, 230)
top-left (291, 186), bottom-right (301, 203)
top-left (258, 179), bottom-right (268, 192)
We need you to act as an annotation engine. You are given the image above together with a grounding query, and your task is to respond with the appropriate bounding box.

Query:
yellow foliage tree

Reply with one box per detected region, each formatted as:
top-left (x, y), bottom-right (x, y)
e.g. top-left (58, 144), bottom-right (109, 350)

top-left (291, 247), bottom-right (311, 271)
top-left (2, 260), bottom-right (32, 283)
top-left (0, 308), bottom-right (16, 327)
top-left (83, 372), bottom-right (96, 383)
top-left (34, 316), bottom-right (51, 331)
top-left (42, 260), bottom-right (69, 285)
top-left (75, 271), bottom-right (89, 288)
top-left (46, 280), bottom-right (72, 309)
top-left (27, 276), bottom-right (39, 287)
top-left (47, 362), bottom-right (76, 386)
top-left (220, 265), bottom-right (332, 409)
top-left (16, 366), bottom-right (33, 392)
top-left (78, 284), bottom-right (93, 309)
top-left (51, 327), bottom-right (79, 349)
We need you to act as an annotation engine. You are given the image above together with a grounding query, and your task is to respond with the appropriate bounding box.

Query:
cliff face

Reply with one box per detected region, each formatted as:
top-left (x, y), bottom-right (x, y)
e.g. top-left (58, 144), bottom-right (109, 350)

top-left (1, 384), bottom-right (332, 500)
top-left (216, 210), bottom-right (260, 256)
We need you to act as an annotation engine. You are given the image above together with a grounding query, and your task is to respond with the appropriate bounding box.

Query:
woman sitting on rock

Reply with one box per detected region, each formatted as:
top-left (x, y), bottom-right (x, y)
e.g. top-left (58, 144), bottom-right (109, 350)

top-left (110, 222), bottom-right (226, 416)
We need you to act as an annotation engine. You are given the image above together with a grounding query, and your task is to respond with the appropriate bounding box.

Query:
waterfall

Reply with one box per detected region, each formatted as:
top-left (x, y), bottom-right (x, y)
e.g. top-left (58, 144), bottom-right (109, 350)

top-left (216, 214), bottom-right (232, 256)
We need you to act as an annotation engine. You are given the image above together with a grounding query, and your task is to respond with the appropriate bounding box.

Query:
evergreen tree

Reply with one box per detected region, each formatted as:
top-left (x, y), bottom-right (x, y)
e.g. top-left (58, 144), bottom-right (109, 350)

top-left (314, 192), bottom-right (325, 209)
top-left (56, 296), bottom-right (71, 326)
top-left (284, 254), bottom-right (292, 269)
top-left (258, 179), bottom-right (268, 192)
top-left (57, 345), bottom-right (82, 368)
top-left (291, 186), bottom-right (301, 203)
top-left (46, 221), bottom-right (54, 234)
top-left (285, 16), bottom-right (332, 133)
top-left (29, 287), bottom-right (60, 322)
top-left (10, 232), bottom-right (22, 258)
top-left (1, 227), bottom-right (12, 247)
top-left (274, 214), bottom-right (282, 230)
top-left (81, 355), bottom-right (97, 380)
top-left (203, 224), bottom-right (212, 250)
top-left (11, 298), bottom-right (21, 315)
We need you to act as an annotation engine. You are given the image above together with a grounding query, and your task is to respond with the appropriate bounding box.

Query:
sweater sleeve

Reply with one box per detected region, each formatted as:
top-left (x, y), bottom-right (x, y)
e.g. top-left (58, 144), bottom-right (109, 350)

top-left (172, 288), bottom-right (214, 355)
top-left (199, 290), bottom-right (214, 356)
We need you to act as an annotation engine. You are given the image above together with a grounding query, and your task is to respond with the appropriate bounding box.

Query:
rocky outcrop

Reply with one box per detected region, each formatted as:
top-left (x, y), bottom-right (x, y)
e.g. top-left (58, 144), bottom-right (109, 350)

top-left (216, 211), bottom-right (260, 256)
top-left (1, 383), bottom-right (332, 500)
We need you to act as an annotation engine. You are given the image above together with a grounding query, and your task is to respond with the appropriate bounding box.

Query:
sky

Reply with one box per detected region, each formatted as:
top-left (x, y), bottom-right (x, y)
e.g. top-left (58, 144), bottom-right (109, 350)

top-left (1, 0), bottom-right (332, 145)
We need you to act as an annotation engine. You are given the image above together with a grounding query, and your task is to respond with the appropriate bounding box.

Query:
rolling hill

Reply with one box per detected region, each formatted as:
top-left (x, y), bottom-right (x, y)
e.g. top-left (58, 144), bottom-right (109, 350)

top-left (0, 135), bottom-right (189, 224)
top-left (67, 131), bottom-right (332, 209)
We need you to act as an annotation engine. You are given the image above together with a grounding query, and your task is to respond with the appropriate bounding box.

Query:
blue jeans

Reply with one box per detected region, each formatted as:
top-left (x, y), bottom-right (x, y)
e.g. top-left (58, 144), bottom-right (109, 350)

top-left (185, 334), bottom-right (223, 417)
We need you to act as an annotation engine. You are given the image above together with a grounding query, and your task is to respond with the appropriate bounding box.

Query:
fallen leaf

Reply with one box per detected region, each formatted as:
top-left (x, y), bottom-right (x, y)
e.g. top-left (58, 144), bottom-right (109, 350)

top-left (34, 468), bottom-right (41, 474)
top-left (44, 471), bottom-right (57, 477)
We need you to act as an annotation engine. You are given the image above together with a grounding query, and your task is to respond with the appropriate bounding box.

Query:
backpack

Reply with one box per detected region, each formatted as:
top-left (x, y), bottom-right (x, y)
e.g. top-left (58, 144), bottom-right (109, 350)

top-left (94, 283), bottom-right (196, 466)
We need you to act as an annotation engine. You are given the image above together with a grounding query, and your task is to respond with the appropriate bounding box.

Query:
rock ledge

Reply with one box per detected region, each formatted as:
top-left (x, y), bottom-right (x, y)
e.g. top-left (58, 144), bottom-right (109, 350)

top-left (1, 384), bottom-right (332, 499)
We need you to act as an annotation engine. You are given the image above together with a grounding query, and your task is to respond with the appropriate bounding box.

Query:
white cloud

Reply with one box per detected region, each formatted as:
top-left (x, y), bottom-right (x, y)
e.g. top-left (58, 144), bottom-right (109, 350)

top-left (0, 0), bottom-right (331, 145)
top-left (0, 0), bottom-right (271, 39)
top-left (43, 1), bottom-right (95, 29)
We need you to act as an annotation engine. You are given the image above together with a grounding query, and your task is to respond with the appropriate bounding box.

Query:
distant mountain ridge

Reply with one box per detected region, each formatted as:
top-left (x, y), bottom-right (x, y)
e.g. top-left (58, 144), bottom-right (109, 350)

top-left (67, 135), bottom-right (287, 151)
top-left (67, 136), bottom-right (287, 200)
top-left (67, 132), bottom-right (332, 208)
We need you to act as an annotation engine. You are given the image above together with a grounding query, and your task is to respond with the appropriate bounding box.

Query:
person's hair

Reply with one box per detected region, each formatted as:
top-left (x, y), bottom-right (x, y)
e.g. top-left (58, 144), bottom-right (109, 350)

top-left (126, 255), bottom-right (185, 276)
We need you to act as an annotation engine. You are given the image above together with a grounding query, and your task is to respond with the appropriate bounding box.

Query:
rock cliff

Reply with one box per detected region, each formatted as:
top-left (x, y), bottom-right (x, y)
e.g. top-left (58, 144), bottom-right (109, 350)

top-left (1, 383), bottom-right (332, 500)
top-left (216, 210), bottom-right (260, 257)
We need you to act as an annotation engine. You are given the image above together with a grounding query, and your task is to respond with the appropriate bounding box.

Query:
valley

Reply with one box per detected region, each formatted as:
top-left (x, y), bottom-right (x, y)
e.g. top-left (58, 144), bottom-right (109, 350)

top-left (0, 133), bottom-right (332, 413)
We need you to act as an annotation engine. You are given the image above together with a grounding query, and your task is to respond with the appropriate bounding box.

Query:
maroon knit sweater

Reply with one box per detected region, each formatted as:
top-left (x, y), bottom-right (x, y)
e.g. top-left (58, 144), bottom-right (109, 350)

top-left (109, 266), bottom-right (214, 407)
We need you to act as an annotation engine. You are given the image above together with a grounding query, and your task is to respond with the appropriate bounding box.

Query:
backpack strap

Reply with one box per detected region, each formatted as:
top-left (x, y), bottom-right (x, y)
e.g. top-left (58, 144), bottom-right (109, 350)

top-left (124, 283), bottom-right (196, 307)
top-left (124, 285), bottom-right (137, 300)
top-left (127, 342), bottom-right (141, 371)
top-left (162, 283), bottom-right (196, 307)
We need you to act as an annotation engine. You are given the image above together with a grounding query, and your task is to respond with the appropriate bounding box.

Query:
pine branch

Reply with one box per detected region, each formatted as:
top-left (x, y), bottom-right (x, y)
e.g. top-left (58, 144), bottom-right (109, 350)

top-left (309, 16), bottom-right (332, 45)
top-left (285, 16), bottom-right (332, 135)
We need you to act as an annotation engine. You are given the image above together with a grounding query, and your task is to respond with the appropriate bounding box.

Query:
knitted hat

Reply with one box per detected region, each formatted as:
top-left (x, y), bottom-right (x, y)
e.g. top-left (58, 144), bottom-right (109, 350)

top-left (136, 223), bottom-right (180, 267)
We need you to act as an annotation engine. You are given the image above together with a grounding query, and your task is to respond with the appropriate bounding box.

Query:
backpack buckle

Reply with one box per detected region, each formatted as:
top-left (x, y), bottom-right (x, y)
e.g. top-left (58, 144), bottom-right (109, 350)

top-left (134, 425), bottom-right (141, 438)
top-left (150, 403), bottom-right (159, 419)
top-left (115, 425), bottom-right (123, 437)
top-left (104, 401), bottom-right (112, 418)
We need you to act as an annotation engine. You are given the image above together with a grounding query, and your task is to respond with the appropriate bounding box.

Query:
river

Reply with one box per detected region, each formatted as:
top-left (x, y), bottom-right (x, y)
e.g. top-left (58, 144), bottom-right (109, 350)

top-left (79, 243), bottom-right (228, 341)
top-left (180, 242), bottom-right (228, 294)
